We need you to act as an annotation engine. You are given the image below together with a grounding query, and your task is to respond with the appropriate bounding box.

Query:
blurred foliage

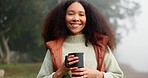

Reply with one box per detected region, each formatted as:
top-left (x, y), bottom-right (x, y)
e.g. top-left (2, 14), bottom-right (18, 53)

top-left (0, 63), bottom-right (41, 78)
top-left (0, 0), bottom-right (57, 60)
top-left (89, 0), bottom-right (140, 43)
top-left (0, 0), bottom-right (140, 62)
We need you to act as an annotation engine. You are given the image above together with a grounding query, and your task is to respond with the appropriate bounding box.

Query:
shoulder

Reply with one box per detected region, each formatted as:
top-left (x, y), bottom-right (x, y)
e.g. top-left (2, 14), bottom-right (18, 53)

top-left (46, 38), bottom-right (64, 49)
top-left (94, 34), bottom-right (109, 46)
top-left (104, 46), bottom-right (115, 59)
top-left (46, 38), bottom-right (64, 54)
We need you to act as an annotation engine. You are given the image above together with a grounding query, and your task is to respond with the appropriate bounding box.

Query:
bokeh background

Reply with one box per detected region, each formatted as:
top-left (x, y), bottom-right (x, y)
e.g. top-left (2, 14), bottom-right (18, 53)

top-left (116, 0), bottom-right (148, 77)
top-left (0, 0), bottom-right (147, 78)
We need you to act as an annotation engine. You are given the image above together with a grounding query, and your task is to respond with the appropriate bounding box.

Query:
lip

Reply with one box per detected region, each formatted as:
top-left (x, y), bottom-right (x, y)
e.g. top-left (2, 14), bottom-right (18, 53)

top-left (70, 23), bottom-right (81, 28)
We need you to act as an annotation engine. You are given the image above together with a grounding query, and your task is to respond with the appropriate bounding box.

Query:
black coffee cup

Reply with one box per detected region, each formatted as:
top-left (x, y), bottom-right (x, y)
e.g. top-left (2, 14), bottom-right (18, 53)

top-left (65, 52), bottom-right (84, 68)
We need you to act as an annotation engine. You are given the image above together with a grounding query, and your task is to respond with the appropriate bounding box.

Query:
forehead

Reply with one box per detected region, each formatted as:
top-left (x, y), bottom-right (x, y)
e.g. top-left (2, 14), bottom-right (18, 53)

top-left (67, 2), bottom-right (85, 12)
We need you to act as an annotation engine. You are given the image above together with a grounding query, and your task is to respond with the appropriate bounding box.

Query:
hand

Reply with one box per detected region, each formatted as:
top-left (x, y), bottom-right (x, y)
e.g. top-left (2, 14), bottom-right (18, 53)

top-left (53, 62), bottom-right (69, 78)
top-left (66, 55), bottom-right (79, 67)
top-left (53, 55), bottom-right (79, 78)
top-left (70, 68), bottom-right (103, 78)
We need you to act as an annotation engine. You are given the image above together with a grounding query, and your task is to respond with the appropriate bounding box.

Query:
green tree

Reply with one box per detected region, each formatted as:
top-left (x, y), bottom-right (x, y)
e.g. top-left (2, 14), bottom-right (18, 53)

top-left (0, 0), bottom-right (16, 64)
top-left (0, 0), bottom-right (57, 63)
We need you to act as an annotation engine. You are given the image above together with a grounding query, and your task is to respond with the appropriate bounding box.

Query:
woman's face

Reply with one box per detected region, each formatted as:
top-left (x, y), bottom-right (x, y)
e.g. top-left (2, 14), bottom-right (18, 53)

top-left (66, 2), bottom-right (86, 35)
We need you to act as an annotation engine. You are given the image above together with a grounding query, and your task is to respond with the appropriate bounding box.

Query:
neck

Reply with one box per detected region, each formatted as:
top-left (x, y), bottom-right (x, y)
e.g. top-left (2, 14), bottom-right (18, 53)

top-left (65, 34), bottom-right (85, 44)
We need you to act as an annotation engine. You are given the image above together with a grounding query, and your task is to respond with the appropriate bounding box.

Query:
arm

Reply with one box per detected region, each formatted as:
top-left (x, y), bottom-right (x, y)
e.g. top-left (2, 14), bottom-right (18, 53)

top-left (36, 50), bottom-right (55, 78)
top-left (36, 50), bottom-right (71, 78)
top-left (70, 47), bottom-right (123, 78)
top-left (103, 47), bottom-right (124, 78)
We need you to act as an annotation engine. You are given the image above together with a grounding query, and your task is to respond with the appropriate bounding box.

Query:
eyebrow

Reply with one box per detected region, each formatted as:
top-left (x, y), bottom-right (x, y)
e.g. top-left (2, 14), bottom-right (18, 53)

top-left (67, 10), bottom-right (85, 13)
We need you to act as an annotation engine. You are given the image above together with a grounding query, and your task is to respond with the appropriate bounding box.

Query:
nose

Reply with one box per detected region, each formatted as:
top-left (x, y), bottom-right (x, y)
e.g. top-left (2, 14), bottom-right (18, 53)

top-left (72, 15), bottom-right (80, 22)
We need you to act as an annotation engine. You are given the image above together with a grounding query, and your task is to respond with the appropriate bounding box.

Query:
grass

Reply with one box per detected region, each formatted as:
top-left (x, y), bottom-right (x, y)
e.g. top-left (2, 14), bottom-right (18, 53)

top-left (0, 63), bottom-right (41, 78)
top-left (0, 63), bottom-right (129, 78)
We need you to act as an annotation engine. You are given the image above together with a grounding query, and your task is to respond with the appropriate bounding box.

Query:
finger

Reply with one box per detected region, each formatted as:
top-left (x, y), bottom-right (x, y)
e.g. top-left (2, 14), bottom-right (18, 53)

top-left (72, 71), bottom-right (84, 76)
top-left (72, 76), bottom-right (84, 78)
top-left (69, 60), bottom-right (79, 65)
top-left (83, 71), bottom-right (87, 75)
top-left (73, 68), bottom-right (85, 72)
top-left (68, 55), bottom-right (75, 58)
top-left (68, 56), bottom-right (79, 61)
top-left (70, 67), bottom-right (78, 70)
top-left (72, 76), bottom-right (83, 78)
top-left (83, 75), bottom-right (87, 78)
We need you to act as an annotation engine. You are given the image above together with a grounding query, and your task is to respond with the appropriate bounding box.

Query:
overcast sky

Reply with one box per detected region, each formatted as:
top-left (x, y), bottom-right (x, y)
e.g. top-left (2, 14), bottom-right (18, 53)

top-left (116, 0), bottom-right (148, 72)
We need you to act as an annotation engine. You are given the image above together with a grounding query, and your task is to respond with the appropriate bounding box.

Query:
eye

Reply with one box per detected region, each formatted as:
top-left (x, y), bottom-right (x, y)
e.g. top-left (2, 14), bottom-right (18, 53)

top-left (79, 11), bottom-right (85, 16)
top-left (67, 12), bottom-right (74, 15)
top-left (68, 13), bottom-right (73, 15)
top-left (79, 13), bottom-right (85, 16)
top-left (79, 14), bottom-right (85, 16)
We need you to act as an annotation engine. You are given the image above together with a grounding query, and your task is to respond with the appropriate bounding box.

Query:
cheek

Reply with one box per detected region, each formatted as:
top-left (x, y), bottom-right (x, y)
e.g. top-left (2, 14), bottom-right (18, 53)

top-left (65, 15), bottom-right (71, 23)
top-left (65, 16), bottom-right (71, 29)
top-left (83, 18), bottom-right (86, 25)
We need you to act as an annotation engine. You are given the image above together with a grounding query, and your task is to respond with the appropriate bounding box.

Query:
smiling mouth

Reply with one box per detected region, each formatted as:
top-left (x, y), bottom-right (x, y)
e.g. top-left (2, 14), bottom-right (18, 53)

top-left (70, 23), bottom-right (81, 28)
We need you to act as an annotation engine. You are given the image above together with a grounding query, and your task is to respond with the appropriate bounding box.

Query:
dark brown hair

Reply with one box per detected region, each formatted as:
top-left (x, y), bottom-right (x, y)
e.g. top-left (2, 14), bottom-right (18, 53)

top-left (42, 0), bottom-right (116, 51)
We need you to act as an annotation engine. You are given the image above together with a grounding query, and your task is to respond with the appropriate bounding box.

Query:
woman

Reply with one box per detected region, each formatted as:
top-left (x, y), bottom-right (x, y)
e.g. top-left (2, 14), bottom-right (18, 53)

top-left (37, 0), bottom-right (123, 78)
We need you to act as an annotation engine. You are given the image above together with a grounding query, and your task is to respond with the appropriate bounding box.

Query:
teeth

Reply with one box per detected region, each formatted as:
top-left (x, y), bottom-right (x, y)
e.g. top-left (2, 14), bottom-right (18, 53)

top-left (71, 24), bottom-right (79, 25)
top-left (70, 23), bottom-right (81, 28)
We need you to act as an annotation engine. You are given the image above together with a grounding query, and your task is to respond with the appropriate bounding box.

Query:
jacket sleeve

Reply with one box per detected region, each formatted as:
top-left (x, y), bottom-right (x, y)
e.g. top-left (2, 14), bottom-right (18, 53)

top-left (103, 47), bottom-right (124, 78)
top-left (36, 50), bottom-right (55, 78)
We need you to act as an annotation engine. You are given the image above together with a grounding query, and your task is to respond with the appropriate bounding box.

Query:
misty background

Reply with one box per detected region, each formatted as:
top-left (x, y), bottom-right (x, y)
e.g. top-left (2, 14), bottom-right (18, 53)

top-left (116, 0), bottom-right (148, 72)
top-left (0, 0), bottom-right (147, 78)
